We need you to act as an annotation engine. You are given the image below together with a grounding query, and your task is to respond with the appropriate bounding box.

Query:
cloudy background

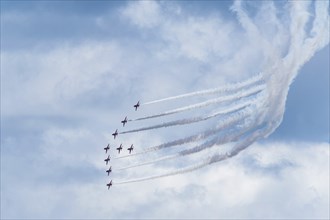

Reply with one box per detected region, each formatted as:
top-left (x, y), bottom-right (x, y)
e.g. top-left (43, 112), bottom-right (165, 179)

top-left (1, 1), bottom-right (329, 219)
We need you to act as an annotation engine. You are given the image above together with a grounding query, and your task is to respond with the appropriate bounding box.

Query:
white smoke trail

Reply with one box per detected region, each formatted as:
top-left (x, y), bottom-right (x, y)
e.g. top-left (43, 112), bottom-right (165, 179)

top-left (258, 0), bottom-right (329, 136)
top-left (286, 0), bottom-right (330, 83)
top-left (115, 106), bottom-right (254, 160)
top-left (231, 0), bottom-right (329, 135)
top-left (114, 159), bottom-right (211, 185)
top-left (115, 113), bottom-right (245, 160)
top-left (116, 124), bottom-right (253, 171)
top-left (114, 0), bottom-right (329, 185)
top-left (133, 84), bottom-right (265, 121)
top-left (120, 97), bottom-right (257, 134)
top-left (142, 73), bottom-right (264, 105)
top-left (116, 154), bottom-right (176, 171)
top-left (114, 126), bottom-right (268, 185)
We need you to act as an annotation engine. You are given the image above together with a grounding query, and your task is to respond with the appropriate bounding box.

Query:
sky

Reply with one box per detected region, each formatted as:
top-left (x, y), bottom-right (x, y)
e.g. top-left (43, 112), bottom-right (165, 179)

top-left (1, 1), bottom-right (329, 219)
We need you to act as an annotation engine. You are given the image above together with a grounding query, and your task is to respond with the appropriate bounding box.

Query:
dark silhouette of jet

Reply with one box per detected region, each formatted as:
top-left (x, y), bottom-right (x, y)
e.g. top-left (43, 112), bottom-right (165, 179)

top-left (121, 116), bottom-right (128, 127)
top-left (116, 144), bottom-right (123, 154)
top-left (104, 144), bottom-right (110, 154)
top-left (127, 144), bottom-right (134, 154)
top-left (112, 129), bottom-right (118, 139)
top-left (106, 166), bottom-right (112, 176)
top-left (107, 180), bottom-right (112, 189)
top-left (134, 101), bottom-right (140, 111)
top-left (104, 155), bottom-right (110, 165)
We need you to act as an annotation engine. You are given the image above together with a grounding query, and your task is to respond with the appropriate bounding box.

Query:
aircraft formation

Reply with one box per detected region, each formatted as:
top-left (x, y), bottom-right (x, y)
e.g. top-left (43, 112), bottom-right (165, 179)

top-left (103, 101), bottom-right (139, 189)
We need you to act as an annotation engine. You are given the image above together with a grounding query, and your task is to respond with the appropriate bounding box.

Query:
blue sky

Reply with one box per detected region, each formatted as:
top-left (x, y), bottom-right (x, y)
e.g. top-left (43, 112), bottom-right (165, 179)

top-left (1, 1), bottom-right (329, 219)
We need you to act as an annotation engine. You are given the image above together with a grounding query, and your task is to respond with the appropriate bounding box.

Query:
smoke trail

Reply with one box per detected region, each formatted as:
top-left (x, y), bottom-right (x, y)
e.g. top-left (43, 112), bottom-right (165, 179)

top-left (115, 113), bottom-right (245, 160)
top-left (114, 125), bottom-right (268, 185)
top-left (133, 84), bottom-right (265, 121)
top-left (142, 73), bottom-right (264, 105)
top-left (116, 154), bottom-right (177, 171)
top-left (286, 0), bottom-right (330, 83)
top-left (121, 105), bottom-right (245, 134)
top-left (115, 106), bottom-right (253, 160)
top-left (113, 1), bottom-right (329, 186)
top-left (114, 158), bottom-right (215, 185)
top-left (117, 125), bottom-right (252, 171)
top-left (231, 0), bottom-right (329, 135)
top-left (120, 98), bottom-right (256, 135)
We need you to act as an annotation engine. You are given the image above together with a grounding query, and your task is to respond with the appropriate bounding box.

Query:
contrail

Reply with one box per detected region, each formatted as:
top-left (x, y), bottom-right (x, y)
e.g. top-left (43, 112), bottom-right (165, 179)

top-left (132, 84), bottom-right (265, 121)
top-left (142, 73), bottom-right (264, 105)
top-left (120, 98), bottom-right (257, 135)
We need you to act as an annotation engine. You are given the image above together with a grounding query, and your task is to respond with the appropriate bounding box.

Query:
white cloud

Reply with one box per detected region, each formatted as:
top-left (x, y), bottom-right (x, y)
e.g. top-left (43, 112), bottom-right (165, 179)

top-left (120, 1), bottom-right (236, 62)
top-left (1, 41), bottom-right (125, 116)
top-left (121, 1), bottom-right (162, 28)
top-left (2, 140), bottom-right (329, 219)
top-left (160, 16), bottom-right (235, 62)
top-left (1, 1), bottom-right (282, 118)
top-left (117, 1), bottom-right (271, 89)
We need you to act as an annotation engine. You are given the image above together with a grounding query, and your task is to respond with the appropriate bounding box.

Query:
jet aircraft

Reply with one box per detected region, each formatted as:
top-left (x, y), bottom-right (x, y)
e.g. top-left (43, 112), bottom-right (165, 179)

top-left (104, 155), bottom-right (110, 165)
top-left (106, 166), bottom-right (112, 176)
top-left (112, 129), bottom-right (118, 139)
top-left (121, 116), bottom-right (128, 127)
top-left (104, 144), bottom-right (110, 154)
top-left (117, 144), bottom-right (123, 154)
top-left (134, 101), bottom-right (140, 111)
top-left (127, 144), bottom-right (134, 154)
top-left (107, 180), bottom-right (113, 189)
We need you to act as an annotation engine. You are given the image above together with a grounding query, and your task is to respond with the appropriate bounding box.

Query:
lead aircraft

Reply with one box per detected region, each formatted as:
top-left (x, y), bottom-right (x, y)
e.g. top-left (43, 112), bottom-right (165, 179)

top-left (134, 101), bottom-right (140, 111)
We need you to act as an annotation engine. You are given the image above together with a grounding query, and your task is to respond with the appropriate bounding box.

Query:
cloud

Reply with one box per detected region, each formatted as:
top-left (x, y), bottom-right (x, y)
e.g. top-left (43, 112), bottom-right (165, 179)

top-left (3, 6), bottom-right (236, 117)
top-left (2, 139), bottom-right (329, 219)
top-left (1, 41), bottom-right (125, 116)
top-left (120, 1), bottom-right (162, 28)
top-left (120, 1), bottom-right (237, 64)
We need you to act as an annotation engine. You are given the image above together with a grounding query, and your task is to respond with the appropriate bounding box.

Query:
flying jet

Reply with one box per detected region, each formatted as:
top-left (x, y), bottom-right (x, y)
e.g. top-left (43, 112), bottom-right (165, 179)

top-left (121, 116), bottom-right (128, 127)
top-left (134, 101), bottom-right (140, 111)
top-left (112, 129), bottom-right (118, 139)
top-left (127, 144), bottom-right (134, 154)
top-left (116, 144), bottom-right (123, 154)
top-left (106, 166), bottom-right (112, 176)
top-left (104, 155), bottom-right (110, 165)
top-left (104, 144), bottom-right (110, 154)
top-left (107, 180), bottom-right (113, 189)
